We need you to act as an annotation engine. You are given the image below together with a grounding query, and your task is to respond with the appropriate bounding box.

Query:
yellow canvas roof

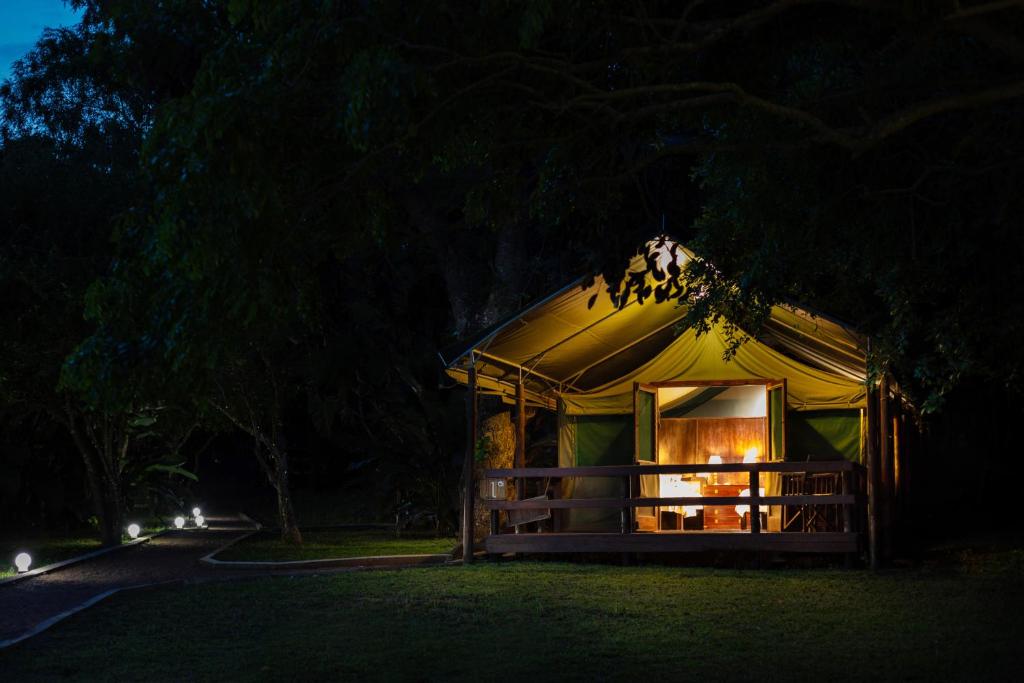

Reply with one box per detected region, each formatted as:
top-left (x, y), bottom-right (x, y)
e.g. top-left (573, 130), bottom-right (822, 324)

top-left (443, 243), bottom-right (867, 412)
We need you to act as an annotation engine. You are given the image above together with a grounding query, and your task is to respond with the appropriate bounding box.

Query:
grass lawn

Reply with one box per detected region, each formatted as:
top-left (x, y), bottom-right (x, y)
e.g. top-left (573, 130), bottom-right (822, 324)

top-left (2, 548), bottom-right (1022, 681)
top-left (0, 535), bottom-right (102, 578)
top-left (217, 528), bottom-right (457, 562)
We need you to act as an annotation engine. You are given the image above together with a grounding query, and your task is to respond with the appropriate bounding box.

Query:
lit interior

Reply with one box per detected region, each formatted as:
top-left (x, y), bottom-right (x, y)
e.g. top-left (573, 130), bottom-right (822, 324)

top-left (637, 383), bottom-right (773, 533)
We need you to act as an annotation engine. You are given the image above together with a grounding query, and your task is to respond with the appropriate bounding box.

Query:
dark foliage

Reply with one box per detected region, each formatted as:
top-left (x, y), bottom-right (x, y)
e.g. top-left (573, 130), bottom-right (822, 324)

top-left (4, 1), bottom-right (1024, 542)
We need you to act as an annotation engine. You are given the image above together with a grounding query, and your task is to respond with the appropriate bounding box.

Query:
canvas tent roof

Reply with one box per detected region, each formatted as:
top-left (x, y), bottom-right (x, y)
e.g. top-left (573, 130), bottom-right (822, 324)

top-left (443, 244), bottom-right (868, 412)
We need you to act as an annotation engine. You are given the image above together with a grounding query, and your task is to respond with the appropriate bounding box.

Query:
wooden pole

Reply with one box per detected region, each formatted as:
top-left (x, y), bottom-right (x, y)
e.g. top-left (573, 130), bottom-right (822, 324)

top-left (515, 379), bottom-right (526, 468)
top-left (515, 379), bottom-right (527, 526)
top-left (462, 363), bottom-right (478, 564)
top-left (879, 372), bottom-right (892, 562)
top-left (866, 377), bottom-right (880, 570)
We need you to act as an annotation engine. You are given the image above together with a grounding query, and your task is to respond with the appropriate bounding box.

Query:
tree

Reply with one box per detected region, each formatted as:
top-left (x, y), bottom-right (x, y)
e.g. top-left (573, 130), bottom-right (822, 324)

top-left (308, 0), bottom-right (1024, 407)
top-left (0, 4), bottom-right (214, 544)
top-left (35, 1), bottom-right (1024, 546)
top-left (56, 0), bottom-right (579, 539)
top-left (0, 134), bottom-right (129, 543)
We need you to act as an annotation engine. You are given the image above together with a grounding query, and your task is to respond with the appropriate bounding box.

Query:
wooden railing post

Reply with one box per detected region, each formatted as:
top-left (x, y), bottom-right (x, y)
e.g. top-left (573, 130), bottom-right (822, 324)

top-left (749, 469), bottom-right (761, 534)
top-left (840, 470), bottom-right (852, 533)
top-left (620, 476), bottom-right (631, 534)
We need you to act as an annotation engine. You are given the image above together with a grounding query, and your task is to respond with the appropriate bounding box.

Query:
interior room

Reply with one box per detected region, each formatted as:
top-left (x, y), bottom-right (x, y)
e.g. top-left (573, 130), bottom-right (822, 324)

top-left (638, 383), bottom-right (778, 533)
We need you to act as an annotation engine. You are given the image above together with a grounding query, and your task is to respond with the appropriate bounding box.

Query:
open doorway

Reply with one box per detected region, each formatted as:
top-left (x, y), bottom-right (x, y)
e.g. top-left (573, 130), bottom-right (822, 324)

top-left (634, 380), bottom-right (785, 532)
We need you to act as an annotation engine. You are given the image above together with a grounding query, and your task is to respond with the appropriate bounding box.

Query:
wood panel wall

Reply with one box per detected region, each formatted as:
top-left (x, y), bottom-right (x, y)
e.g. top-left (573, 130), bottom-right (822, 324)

top-left (659, 417), bottom-right (767, 464)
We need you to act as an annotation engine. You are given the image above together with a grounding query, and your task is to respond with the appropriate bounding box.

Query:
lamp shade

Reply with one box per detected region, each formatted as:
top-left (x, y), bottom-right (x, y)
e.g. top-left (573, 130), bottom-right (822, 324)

top-left (735, 487), bottom-right (766, 515)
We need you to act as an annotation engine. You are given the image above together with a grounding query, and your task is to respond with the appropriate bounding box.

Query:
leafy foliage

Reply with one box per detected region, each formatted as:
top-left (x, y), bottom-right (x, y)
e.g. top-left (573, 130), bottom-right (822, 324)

top-left (6, 1), bottom-right (1024, 544)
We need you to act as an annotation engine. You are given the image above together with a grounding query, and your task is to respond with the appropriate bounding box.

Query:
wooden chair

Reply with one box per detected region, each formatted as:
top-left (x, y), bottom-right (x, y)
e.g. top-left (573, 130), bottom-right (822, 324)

top-left (781, 473), bottom-right (806, 532)
top-left (804, 473), bottom-right (840, 532)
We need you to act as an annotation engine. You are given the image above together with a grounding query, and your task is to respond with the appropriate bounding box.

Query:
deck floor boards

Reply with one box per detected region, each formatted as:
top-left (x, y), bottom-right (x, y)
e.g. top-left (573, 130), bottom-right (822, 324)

top-left (484, 531), bottom-right (858, 554)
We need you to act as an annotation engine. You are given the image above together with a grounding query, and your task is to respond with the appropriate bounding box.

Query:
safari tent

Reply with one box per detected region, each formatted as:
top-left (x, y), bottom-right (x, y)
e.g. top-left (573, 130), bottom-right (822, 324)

top-left (444, 243), bottom-right (905, 566)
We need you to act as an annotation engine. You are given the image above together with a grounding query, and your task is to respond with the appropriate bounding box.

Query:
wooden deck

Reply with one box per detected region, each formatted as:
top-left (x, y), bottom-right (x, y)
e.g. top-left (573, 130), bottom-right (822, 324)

top-left (485, 531), bottom-right (859, 554)
top-left (478, 461), bottom-right (866, 557)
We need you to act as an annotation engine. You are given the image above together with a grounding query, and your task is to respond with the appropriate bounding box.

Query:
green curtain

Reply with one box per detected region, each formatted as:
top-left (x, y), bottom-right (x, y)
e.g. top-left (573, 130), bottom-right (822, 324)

top-left (770, 386), bottom-right (785, 459)
top-left (559, 413), bottom-right (631, 530)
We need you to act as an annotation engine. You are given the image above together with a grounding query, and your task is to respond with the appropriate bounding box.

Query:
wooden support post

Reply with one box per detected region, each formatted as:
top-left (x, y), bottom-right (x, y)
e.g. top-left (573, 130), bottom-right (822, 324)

top-left (461, 363), bottom-right (478, 564)
top-left (879, 373), bottom-right (892, 562)
top-left (515, 379), bottom-right (526, 535)
top-left (866, 379), bottom-right (880, 570)
top-left (515, 380), bottom-right (526, 468)
top-left (749, 469), bottom-right (761, 534)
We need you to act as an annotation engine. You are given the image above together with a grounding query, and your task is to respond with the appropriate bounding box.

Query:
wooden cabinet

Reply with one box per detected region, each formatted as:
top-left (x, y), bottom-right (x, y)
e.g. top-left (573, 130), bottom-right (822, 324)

top-left (702, 483), bottom-right (745, 530)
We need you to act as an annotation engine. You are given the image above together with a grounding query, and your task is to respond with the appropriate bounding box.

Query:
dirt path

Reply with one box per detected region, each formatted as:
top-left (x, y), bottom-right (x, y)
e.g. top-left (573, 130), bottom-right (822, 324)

top-left (0, 513), bottom-right (262, 645)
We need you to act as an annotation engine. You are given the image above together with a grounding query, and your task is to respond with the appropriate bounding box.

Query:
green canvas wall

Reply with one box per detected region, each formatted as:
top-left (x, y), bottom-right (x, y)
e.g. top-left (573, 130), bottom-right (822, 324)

top-left (786, 409), bottom-right (862, 463)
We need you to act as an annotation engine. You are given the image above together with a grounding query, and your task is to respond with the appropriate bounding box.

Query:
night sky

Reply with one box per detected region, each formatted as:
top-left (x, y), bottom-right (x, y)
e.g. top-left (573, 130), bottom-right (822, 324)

top-left (0, 0), bottom-right (80, 80)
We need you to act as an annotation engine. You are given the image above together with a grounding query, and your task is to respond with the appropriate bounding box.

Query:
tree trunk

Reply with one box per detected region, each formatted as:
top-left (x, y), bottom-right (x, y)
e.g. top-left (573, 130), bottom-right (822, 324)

top-left (64, 407), bottom-right (124, 547)
top-left (99, 485), bottom-right (124, 547)
top-left (81, 448), bottom-right (114, 543)
top-left (270, 444), bottom-right (302, 544)
top-left (213, 401), bottom-right (304, 545)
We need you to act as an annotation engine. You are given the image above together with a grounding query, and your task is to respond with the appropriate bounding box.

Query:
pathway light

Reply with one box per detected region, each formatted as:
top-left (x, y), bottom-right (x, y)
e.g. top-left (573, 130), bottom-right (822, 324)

top-left (14, 552), bottom-right (31, 573)
top-left (127, 523), bottom-right (141, 539)
top-left (174, 516), bottom-right (185, 529)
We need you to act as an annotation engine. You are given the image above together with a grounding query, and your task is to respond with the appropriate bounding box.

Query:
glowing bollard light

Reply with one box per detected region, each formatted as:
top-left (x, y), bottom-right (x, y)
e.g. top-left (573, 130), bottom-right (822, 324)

top-left (195, 515), bottom-right (205, 528)
top-left (192, 506), bottom-right (201, 517)
top-left (127, 523), bottom-right (141, 540)
top-left (174, 516), bottom-right (186, 529)
top-left (14, 552), bottom-right (32, 573)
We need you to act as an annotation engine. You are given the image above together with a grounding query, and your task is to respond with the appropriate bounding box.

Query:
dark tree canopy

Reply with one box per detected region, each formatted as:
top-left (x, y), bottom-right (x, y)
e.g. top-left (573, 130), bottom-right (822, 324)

top-left (4, 0), bottom-right (1024, 541)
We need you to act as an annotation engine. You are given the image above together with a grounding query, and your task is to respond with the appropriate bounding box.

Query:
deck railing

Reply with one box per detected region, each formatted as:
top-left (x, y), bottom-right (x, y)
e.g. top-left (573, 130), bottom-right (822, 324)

top-left (481, 460), bottom-right (865, 538)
